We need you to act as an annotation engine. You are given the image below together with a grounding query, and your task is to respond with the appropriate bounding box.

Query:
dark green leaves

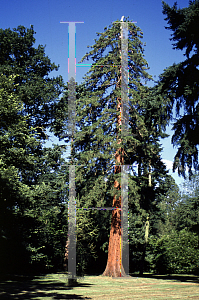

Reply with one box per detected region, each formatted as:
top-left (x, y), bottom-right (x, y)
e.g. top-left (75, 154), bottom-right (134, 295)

top-left (155, 1), bottom-right (199, 177)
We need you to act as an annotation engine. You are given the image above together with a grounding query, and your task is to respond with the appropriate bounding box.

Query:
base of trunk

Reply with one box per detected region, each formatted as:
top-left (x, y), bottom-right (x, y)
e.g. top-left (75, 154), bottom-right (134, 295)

top-left (102, 262), bottom-right (126, 277)
top-left (102, 198), bottom-right (127, 277)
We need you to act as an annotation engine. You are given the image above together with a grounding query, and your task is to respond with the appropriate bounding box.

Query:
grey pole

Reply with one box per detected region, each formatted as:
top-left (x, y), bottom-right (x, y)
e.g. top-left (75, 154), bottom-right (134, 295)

top-left (60, 21), bottom-right (84, 282)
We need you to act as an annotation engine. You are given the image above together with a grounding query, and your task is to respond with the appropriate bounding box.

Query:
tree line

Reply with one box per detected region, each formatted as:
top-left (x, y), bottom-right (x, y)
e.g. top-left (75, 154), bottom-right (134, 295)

top-left (0, 0), bottom-right (199, 276)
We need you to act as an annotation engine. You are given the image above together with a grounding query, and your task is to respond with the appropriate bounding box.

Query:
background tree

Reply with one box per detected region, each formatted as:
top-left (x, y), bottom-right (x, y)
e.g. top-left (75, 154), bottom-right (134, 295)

top-left (142, 0), bottom-right (199, 276)
top-left (0, 26), bottom-right (68, 274)
top-left (0, 25), bottom-right (64, 134)
top-left (156, 0), bottom-right (199, 177)
top-left (174, 173), bottom-right (199, 235)
top-left (0, 74), bottom-right (36, 273)
top-left (146, 173), bottom-right (199, 275)
top-left (147, 229), bottom-right (199, 274)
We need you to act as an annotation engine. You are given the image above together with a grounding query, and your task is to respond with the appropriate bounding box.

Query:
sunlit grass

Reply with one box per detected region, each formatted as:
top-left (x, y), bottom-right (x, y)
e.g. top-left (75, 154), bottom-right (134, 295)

top-left (0, 272), bottom-right (199, 299)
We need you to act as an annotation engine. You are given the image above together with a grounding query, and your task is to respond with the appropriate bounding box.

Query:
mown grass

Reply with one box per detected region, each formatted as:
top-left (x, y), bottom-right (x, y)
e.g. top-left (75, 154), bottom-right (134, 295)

top-left (0, 272), bottom-right (199, 299)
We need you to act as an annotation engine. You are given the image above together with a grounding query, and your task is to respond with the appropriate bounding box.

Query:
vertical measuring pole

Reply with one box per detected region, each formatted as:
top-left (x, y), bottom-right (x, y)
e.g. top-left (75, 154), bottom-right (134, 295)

top-left (60, 21), bottom-right (84, 281)
top-left (121, 165), bottom-right (129, 276)
top-left (68, 22), bottom-right (76, 137)
top-left (121, 21), bottom-right (129, 136)
top-left (68, 165), bottom-right (76, 279)
top-left (60, 21), bottom-right (84, 136)
top-left (121, 20), bottom-right (129, 276)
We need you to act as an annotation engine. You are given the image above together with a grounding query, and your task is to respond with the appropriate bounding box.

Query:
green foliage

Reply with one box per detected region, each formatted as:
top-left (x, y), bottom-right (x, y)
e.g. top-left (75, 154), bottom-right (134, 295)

top-left (66, 17), bottom-right (168, 205)
top-left (156, 1), bottom-right (199, 177)
top-left (0, 25), bottom-right (64, 133)
top-left (147, 229), bottom-right (199, 274)
top-left (146, 173), bottom-right (199, 275)
top-left (153, 176), bottom-right (181, 236)
top-left (76, 210), bottom-right (99, 275)
top-left (58, 18), bottom-right (171, 275)
top-left (174, 173), bottom-right (199, 235)
top-left (0, 26), bottom-right (66, 274)
top-left (3, 19), bottom-right (199, 277)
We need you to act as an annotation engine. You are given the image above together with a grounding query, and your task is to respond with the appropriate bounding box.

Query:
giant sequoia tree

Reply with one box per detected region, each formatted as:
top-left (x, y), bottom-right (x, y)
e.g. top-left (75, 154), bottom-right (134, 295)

top-left (63, 18), bottom-right (168, 277)
top-left (157, 0), bottom-right (199, 177)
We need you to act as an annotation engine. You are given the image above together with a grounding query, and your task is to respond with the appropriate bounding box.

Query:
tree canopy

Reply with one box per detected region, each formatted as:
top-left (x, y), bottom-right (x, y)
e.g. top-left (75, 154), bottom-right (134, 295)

top-left (1, 2), bottom-right (199, 276)
top-left (59, 17), bottom-right (170, 276)
top-left (156, 0), bottom-right (199, 177)
top-left (0, 26), bottom-right (67, 274)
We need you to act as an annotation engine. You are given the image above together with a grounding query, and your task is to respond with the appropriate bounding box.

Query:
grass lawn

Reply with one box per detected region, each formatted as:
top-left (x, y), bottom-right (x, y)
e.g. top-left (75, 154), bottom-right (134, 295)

top-left (0, 272), bottom-right (199, 299)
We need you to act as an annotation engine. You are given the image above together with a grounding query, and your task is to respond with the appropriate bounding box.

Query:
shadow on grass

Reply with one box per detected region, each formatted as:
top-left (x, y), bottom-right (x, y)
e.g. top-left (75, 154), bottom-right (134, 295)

top-left (130, 273), bottom-right (199, 284)
top-left (0, 274), bottom-right (92, 299)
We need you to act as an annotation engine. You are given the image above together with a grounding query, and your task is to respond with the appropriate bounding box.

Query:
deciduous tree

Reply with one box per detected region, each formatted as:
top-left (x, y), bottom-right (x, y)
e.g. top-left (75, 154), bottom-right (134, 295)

top-left (0, 26), bottom-right (66, 273)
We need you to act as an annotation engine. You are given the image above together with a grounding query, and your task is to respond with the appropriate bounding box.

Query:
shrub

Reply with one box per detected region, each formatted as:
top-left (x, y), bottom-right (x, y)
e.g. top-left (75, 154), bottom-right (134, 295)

top-left (146, 229), bottom-right (199, 274)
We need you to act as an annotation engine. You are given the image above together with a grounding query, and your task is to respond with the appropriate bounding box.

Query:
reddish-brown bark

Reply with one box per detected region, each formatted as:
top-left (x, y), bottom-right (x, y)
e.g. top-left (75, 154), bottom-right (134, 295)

top-left (63, 239), bottom-right (69, 270)
top-left (102, 166), bottom-right (126, 277)
top-left (102, 94), bottom-right (127, 277)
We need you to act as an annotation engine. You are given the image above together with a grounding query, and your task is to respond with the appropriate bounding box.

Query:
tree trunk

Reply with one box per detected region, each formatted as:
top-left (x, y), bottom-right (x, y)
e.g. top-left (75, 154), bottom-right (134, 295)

top-left (102, 183), bottom-right (126, 277)
top-left (102, 21), bottom-right (129, 276)
top-left (102, 94), bottom-right (127, 277)
top-left (63, 239), bottom-right (69, 271)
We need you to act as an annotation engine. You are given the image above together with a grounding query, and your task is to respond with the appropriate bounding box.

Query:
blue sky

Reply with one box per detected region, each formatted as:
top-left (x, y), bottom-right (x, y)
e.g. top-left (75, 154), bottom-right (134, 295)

top-left (1, 0), bottom-right (191, 188)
